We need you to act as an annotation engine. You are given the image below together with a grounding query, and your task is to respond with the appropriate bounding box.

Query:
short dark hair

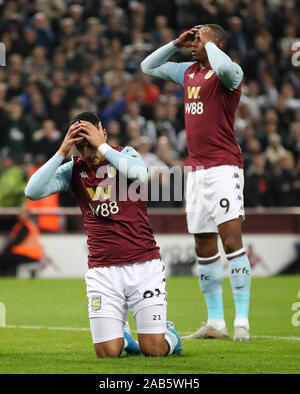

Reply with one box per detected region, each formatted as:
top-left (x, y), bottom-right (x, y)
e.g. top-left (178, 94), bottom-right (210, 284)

top-left (70, 111), bottom-right (100, 127)
top-left (205, 24), bottom-right (227, 45)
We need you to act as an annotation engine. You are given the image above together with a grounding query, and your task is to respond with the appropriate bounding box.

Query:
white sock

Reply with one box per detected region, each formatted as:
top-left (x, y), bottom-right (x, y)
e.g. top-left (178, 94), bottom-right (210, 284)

top-left (234, 318), bottom-right (249, 329)
top-left (122, 337), bottom-right (128, 351)
top-left (165, 329), bottom-right (177, 355)
top-left (207, 320), bottom-right (226, 330)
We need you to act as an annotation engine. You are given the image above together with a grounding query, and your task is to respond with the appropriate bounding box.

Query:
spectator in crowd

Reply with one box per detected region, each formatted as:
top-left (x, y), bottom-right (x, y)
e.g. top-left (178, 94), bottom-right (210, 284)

top-left (106, 119), bottom-right (122, 146)
top-left (121, 101), bottom-right (147, 133)
top-left (46, 88), bottom-right (68, 131)
top-left (31, 119), bottom-right (62, 160)
top-left (0, 155), bottom-right (26, 208)
top-left (143, 103), bottom-right (177, 149)
top-left (244, 153), bottom-right (273, 207)
top-left (1, 97), bottom-right (31, 159)
top-left (124, 119), bottom-right (142, 145)
top-left (227, 16), bottom-right (248, 62)
top-left (155, 135), bottom-right (183, 170)
top-left (126, 72), bottom-right (161, 110)
top-left (135, 136), bottom-right (164, 174)
top-left (24, 95), bottom-right (48, 135)
top-left (286, 121), bottom-right (300, 162)
top-left (35, 0), bottom-right (66, 24)
top-left (265, 133), bottom-right (287, 172)
top-left (103, 56), bottom-right (133, 92)
top-left (243, 137), bottom-right (262, 173)
top-left (150, 15), bottom-right (172, 45)
top-left (272, 151), bottom-right (300, 206)
top-left (31, 12), bottom-right (55, 50)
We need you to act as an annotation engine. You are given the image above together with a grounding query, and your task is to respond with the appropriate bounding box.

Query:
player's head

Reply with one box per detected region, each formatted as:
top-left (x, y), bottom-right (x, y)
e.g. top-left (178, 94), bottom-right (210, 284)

top-left (70, 111), bottom-right (100, 128)
top-left (192, 24), bottom-right (227, 64)
top-left (70, 111), bottom-right (107, 164)
top-left (205, 24), bottom-right (227, 47)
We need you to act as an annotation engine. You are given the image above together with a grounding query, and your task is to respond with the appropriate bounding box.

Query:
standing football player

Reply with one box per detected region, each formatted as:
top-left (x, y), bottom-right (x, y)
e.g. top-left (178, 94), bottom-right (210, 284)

top-left (25, 111), bottom-right (182, 357)
top-left (141, 25), bottom-right (251, 341)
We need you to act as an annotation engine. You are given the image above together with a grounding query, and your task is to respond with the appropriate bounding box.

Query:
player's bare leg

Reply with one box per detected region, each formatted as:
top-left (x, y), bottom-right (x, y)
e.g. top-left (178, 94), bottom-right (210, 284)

top-left (182, 233), bottom-right (229, 340)
top-left (94, 338), bottom-right (124, 358)
top-left (218, 218), bottom-right (251, 341)
top-left (136, 306), bottom-right (182, 356)
top-left (89, 318), bottom-right (140, 358)
top-left (218, 217), bottom-right (243, 254)
top-left (138, 322), bottom-right (182, 356)
top-left (194, 233), bottom-right (219, 258)
top-left (138, 333), bottom-right (169, 356)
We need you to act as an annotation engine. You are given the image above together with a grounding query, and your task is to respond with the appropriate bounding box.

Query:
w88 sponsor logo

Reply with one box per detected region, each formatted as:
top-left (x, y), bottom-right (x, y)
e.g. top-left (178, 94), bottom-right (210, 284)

top-left (185, 101), bottom-right (204, 115)
top-left (89, 201), bottom-right (119, 217)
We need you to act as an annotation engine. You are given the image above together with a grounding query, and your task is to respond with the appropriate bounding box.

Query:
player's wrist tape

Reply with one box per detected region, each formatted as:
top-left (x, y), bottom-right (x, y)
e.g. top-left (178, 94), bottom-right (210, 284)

top-left (98, 143), bottom-right (112, 155)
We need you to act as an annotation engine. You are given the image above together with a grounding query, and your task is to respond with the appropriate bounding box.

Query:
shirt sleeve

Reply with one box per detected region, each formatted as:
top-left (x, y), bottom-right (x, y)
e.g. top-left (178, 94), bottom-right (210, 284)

top-left (141, 41), bottom-right (193, 86)
top-left (25, 152), bottom-right (73, 200)
top-left (204, 42), bottom-right (243, 90)
top-left (103, 146), bottom-right (148, 183)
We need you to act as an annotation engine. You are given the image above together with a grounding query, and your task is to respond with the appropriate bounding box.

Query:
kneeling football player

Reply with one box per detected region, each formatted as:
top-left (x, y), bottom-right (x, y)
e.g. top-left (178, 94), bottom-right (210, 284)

top-left (25, 111), bottom-right (182, 358)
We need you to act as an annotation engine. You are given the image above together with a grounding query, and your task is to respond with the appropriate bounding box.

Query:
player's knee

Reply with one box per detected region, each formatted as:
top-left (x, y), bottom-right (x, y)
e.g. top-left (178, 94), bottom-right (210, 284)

top-left (94, 341), bottom-right (123, 358)
top-left (222, 234), bottom-right (242, 254)
top-left (195, 238), bottom-right (217, 258)
top-left (139, 336), bottom-right (167, 357)
top-left (95, 350), bottom-right (121, 358)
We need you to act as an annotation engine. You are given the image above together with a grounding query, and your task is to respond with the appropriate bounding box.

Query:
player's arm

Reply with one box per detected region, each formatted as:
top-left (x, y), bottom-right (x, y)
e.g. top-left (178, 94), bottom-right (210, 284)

top-left (25, 122), bottom-right (83, 200)
top-left (141, 27), bottom-right (200, 86)
top-left (200, 27), bottom-right (243, 90)
top-left (24, 154), bottom-right (73, 200)
top-left (103, 145), bottom-right (148, 183)
top-left (205, 42), bottom-right (243, 90)
top-left (141, 43), bottom-right (192, 86)
top-left (77, 121), bottom-right (148, 183)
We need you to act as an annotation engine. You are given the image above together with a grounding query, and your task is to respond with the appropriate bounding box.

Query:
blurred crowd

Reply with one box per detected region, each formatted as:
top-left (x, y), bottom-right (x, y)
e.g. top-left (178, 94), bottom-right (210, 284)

top-left (0, 0), bottom-right (300, 216)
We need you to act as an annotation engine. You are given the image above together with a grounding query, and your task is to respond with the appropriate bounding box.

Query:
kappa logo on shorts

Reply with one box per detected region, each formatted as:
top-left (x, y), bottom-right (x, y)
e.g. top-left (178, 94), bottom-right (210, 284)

top-left (91, 295), bottom-right (102, 311)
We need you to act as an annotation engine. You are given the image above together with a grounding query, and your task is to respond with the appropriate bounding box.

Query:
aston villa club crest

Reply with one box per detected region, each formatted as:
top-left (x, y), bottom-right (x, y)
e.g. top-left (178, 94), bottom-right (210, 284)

top-left (91, 295), bottom-right (102, 311)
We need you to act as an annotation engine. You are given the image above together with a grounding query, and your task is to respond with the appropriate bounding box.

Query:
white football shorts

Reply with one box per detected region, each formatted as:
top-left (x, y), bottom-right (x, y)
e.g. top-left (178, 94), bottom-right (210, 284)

top-left (85, 259), bottom-right (167, 342)
top-left (185, 165), bottom-right (245, 234)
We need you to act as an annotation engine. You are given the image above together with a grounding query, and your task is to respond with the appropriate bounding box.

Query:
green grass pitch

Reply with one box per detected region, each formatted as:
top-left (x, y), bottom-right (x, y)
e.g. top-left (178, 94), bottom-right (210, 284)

top-left (0, 275), bottom-right (300, 374)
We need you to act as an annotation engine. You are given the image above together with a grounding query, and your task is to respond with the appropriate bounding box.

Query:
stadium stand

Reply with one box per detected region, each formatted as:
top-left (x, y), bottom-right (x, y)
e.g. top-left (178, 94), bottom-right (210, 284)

top-left (0, 0), bottom-right (299, 217)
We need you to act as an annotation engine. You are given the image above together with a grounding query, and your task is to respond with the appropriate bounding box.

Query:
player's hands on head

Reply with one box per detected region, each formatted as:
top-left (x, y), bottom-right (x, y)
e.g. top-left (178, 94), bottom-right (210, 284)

top-left (199, 26), bottom-right (215, 45)
top-left (58, 122), bottom-right (84, 158)
top-left (77, 121), bottom-right (107, 149)
top-left (173, 25), bottom-right (202, 48)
